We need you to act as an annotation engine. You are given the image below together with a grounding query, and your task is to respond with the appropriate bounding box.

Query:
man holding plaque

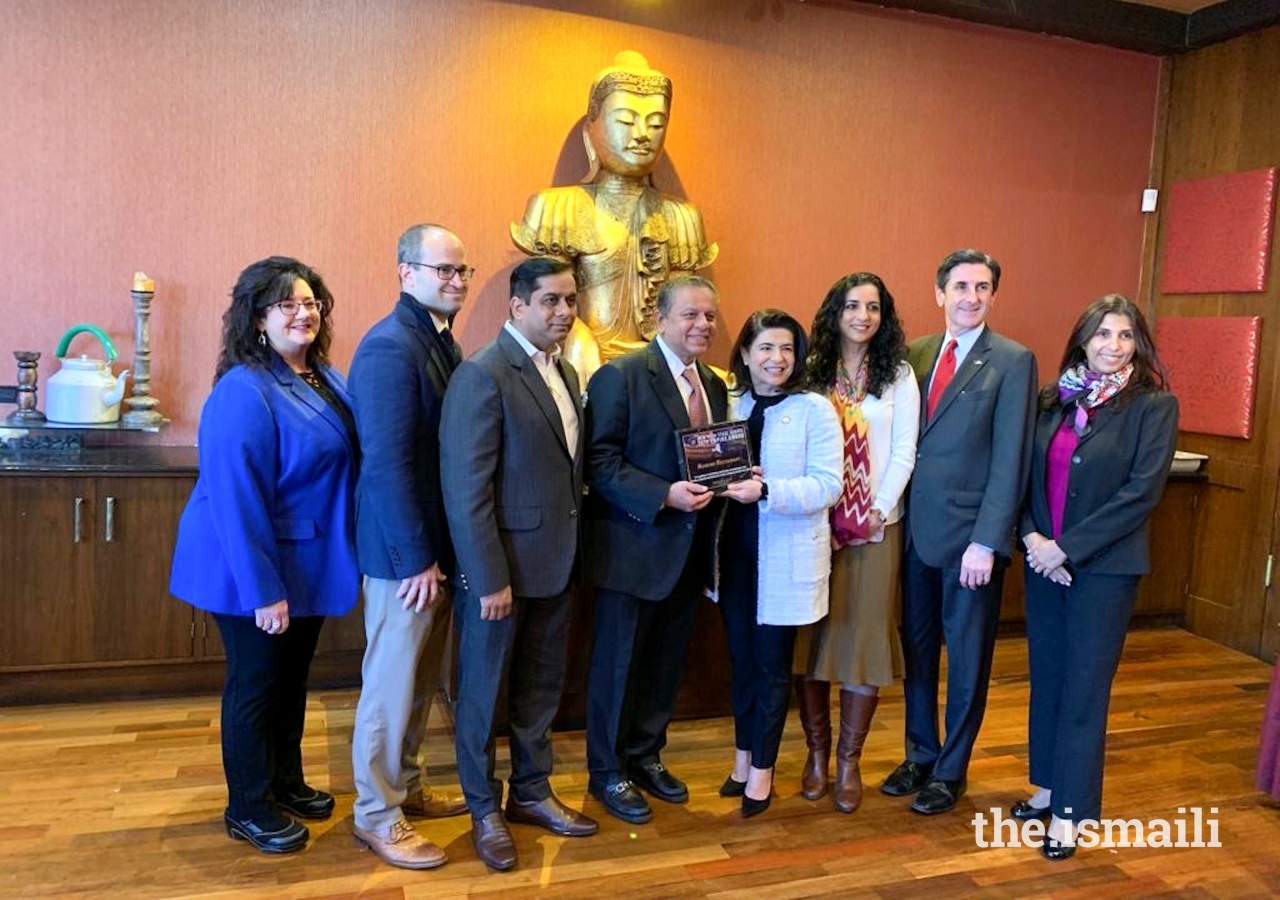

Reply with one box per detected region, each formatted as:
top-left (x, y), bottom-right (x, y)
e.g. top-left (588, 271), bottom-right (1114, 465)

top-left (584, 274), bottom-right (728, 824)
top-left (440, 256), bottom-right (597, 871)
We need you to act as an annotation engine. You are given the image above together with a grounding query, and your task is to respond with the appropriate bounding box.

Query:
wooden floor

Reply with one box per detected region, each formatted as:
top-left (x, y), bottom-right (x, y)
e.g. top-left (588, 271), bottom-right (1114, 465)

top-left (2, 627), bottom-right (1278, 899)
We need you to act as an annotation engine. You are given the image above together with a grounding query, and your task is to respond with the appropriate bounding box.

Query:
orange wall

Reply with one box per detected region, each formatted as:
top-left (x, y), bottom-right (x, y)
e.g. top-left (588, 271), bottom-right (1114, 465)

top-left (0, 0), bottom-right (1161, 443)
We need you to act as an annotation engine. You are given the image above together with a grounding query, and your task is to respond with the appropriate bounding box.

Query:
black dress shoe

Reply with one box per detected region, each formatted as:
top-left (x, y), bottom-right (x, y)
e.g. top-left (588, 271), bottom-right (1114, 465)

top-left (1041, 837), bottom-right (1077, 861)
top-left (742, 791), bottom-right (773, 818)
top-left (276, 785), bottom-right (335, 820)
top-left (880, 760), bottom-right (934, 797)
top-left (718, 776), bottom-right (747, 798)
top-left (589, 779), bottom-right (653, 824)
top-left (910, 778), bottom-right (966, 815)
top-left (1011, 800), bottom-right (1051, 822)
top-left (224, 812), bottom-right (309, 854)
top-left (629, 760), bottom-right (689, 803)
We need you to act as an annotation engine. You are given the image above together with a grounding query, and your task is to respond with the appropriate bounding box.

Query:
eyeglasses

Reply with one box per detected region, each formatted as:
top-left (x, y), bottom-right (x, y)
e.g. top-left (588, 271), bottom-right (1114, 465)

top-left (270, 298), bottom-right (324, 317)
top-left (405, 261), bottom-right (476, 283)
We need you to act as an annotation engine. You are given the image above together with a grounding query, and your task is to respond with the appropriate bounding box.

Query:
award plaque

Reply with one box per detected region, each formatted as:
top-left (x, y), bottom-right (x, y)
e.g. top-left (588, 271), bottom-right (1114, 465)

top-left (674, 420), bottom-right (754, 491)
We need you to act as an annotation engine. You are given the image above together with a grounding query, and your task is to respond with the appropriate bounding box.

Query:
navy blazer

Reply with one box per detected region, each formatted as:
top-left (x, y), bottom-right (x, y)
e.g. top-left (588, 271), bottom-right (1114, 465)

top-left (1021, 389), bottom-right (1179, 575)
top-left (440, 326), bottom-right (585, 599)
top-left (585, 340), bottom-right (729, 600)
top-left (170, 358), bottom-right (359, 617)
top-left (349, 294), bottom-right (458, 580)
top-left (905, 328), bottom-right (1038, 566)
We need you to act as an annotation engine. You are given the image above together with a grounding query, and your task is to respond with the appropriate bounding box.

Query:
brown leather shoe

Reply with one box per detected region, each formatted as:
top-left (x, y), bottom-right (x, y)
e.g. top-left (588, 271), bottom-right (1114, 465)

top-left (352, 819), bottom-right (447, 870)
top-left (402, 787), bottom-right (468, 819)
top-left (471, 812), bottom-right (517, 871)
top-left (505, 793), bottom-right (599, 837)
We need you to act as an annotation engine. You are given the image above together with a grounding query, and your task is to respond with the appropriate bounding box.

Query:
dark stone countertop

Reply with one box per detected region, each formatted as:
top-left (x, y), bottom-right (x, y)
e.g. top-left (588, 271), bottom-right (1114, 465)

top-left (0, 445), bottom-right (198, 474)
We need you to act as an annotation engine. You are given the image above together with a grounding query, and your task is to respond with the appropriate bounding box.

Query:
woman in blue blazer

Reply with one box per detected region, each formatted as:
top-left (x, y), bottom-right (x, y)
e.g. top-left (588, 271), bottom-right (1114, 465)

top-left (171, 257), bottom-right (359, 854)
top-left (1016, 295), bottom-right (1178, 860)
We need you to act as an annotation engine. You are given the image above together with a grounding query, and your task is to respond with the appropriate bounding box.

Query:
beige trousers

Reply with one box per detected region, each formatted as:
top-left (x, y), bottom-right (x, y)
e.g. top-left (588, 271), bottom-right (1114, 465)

top-left (351, 575), bottom-right (453, 830)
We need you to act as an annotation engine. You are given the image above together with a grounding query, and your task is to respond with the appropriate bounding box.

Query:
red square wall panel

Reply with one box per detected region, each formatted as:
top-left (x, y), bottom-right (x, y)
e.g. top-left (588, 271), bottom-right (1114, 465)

top-left (1161, 168), bottom-right (1277, 294)
top-left (1155, 316), bottom-right (1260, 439)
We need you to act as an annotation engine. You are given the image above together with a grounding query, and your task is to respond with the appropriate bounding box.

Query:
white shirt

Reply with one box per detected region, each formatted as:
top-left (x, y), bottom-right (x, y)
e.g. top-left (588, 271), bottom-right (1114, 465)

top-left (504, 322), bottom-right (579, 459)
top-left (654, 335), bottom-right (707, 420)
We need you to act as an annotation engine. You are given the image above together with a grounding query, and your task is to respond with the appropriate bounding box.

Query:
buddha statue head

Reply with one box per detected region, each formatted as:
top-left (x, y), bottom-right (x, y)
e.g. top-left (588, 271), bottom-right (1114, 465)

top-left (582, 51), bottom-right (673, 182)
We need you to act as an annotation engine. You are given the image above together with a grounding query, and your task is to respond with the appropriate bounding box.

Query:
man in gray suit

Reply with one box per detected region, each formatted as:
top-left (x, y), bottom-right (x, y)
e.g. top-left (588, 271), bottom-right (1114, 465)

top-left (440, 256), bottom-right (598, 872)
top-left (881, 249), bottom-right (1037, 815)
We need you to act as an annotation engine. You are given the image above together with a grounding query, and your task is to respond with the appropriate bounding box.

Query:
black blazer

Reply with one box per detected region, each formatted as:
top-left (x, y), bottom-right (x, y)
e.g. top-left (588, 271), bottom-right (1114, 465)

top-left (1020, 389), bottom-right (1178, 575)
top-left (440, 327), bottom-right (585, 599)
top-left (585, 340), bottom-right (728, 600)
top-left (905, 327), bottom-right (1038, 566)
top-left (349, 294), bottom-right (459, 580)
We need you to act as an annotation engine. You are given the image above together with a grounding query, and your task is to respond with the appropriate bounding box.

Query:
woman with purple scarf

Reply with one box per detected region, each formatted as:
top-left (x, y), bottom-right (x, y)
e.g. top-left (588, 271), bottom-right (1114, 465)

top-left (1014, 295), bottom-right (1178, 860)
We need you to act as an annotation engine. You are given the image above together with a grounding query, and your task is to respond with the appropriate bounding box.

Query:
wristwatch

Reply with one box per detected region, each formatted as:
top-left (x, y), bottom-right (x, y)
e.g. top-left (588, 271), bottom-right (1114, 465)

top-left (759, 481), bottom-right (769, 501)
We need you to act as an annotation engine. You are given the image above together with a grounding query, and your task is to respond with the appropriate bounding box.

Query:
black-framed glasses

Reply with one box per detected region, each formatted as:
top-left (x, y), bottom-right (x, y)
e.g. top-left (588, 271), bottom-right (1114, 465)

top-left (405, 261), bottom-right (476, 282)
top-left (270, 298), bottom-right (324, 317)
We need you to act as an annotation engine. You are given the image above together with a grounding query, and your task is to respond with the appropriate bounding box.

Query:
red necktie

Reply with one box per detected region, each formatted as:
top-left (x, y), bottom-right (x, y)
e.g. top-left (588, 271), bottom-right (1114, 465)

top-left (926, 339), bottom-right (957, 420)
top-left (681, 367), bottom-right (709, 426)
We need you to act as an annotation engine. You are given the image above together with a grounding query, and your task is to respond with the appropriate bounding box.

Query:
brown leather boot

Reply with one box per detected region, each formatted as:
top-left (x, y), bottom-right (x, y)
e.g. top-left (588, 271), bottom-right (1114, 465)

top-left (833, 691), bottom-right (879, 814)
top-left (796, 679), bottom-right (832, 800)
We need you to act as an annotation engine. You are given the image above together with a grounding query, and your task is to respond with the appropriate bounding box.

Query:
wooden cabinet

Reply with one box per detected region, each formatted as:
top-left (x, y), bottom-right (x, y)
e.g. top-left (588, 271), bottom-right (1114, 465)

top-left (0, 449), bottom-right (368, 704)
top-left (0, 473), bottom-right (195, 672)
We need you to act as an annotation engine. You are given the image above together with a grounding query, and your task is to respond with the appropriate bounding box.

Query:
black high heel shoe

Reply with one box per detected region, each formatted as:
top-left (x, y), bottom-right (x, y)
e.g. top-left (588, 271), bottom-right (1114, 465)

top-left (1011, 799), bottom-right (1051, 822)
top-left (742, 790), bottom-right (774, 818)
top-left (223, 812), bottom-right (309, 854)
top-left (1041, 837), bottom-right (1076, 861)
top-left (718, 776), bottom-right (747, 798)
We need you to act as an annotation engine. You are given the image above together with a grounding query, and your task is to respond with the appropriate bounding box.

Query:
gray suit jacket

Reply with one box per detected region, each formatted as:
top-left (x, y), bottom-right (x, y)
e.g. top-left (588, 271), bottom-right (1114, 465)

top-left (440, 326), bottom-right (585, 599)
top-left (905, 327), bottom-right (1038, 567)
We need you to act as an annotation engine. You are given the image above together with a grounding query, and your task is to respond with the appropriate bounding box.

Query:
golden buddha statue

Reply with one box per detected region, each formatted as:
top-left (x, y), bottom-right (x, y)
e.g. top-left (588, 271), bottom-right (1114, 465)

top-left (511, 51), bottom-right (718, 376)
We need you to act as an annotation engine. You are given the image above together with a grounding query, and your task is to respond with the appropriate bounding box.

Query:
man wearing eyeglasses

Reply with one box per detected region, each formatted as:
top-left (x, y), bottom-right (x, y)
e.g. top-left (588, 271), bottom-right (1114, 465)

top-left (348, 223), bottom-right (473, 870)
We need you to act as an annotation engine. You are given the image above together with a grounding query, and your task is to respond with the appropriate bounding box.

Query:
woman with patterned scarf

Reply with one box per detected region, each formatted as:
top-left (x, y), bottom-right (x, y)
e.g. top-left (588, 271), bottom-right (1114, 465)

top-left (792, 273), bottom-right (920, 814)
top-left (1014, 294), bottom-right (1178, 860)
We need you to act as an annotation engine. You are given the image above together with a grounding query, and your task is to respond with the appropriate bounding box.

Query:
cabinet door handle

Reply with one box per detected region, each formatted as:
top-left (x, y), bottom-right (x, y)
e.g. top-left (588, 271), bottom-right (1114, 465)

top-left (73, 496), bottom-right (84, 543)
top-left (105, 496), bottom-right (116, 542)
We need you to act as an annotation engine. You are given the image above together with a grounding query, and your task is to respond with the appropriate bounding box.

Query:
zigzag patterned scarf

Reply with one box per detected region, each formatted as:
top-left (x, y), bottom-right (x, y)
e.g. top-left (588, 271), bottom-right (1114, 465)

top-left (830, 358), bottom-right (874, 549)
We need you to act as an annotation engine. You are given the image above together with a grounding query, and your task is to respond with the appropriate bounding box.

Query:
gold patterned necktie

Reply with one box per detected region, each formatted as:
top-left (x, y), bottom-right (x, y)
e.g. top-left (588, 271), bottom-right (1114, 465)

top-left (681, 367), bottom-right (708, 426)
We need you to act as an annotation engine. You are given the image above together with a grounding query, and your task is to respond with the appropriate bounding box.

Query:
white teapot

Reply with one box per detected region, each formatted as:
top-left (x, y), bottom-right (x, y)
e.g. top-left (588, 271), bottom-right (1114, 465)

top-left (45, 324), bottom-right (130, 424)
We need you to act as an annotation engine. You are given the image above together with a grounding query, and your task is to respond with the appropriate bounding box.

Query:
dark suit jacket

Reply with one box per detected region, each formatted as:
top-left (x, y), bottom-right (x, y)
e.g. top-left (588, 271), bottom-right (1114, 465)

top-left (1021, 390), bottom-right (1178, 575)
top-left (439, 326), bottom-right (585, 599)
top-left (349, 293), bottom-right (458, 580)
top-left (906, 327), bottom-right (1038, 567)
top-left (585, 340), bottom-right (728, 600)
top-left (170, 357), bottom-right (359, 617)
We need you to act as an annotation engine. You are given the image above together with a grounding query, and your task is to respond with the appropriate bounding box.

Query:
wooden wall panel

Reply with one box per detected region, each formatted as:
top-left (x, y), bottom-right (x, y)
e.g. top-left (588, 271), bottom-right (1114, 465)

top-left (0, 0), bottom-right (1159, 444)
top-left (1150, 24), bottom-right (1280, 659)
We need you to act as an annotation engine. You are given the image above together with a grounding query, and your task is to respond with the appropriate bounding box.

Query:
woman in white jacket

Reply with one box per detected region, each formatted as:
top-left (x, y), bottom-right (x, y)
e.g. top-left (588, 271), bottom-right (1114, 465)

top-left (717, 309), bottom-right (843, 817)
top-left (793, 272), bottom-right (919, 814)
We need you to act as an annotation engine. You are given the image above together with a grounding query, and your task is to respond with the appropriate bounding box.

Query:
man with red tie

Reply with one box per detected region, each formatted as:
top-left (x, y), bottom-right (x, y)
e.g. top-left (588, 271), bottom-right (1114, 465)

top-left (882, 249), bottom-right (1037, 815)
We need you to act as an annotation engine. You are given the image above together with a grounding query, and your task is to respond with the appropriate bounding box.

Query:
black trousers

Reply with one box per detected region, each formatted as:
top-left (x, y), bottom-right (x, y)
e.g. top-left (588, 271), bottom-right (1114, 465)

top-left (213, 613), bottom-right (324, 821)
top-left (900, 542), bottom-right (1005, 782)
top-left (585, 565), bottom-right (703, 785)
top-left (1025, 565), bottom-right (1138, 822)
top-left (718, 558), bottom-right (796, 769)
top-left (453, 586), bottom-right (572, 819)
